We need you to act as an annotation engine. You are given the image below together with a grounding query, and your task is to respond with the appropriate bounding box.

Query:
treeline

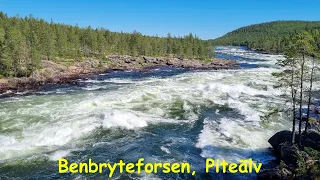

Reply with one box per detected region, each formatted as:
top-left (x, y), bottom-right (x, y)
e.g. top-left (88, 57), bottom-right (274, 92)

top-left (212, 21), bottom-right (320, 53)
top-left (0, 12), bottom-right (214, 77)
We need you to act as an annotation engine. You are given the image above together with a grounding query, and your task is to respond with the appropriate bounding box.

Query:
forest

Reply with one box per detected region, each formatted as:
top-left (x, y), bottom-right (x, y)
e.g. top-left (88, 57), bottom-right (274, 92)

top-left (212, 21), bottom-right (320, 53)
top-left (0, 12), bottom-right (214, 78)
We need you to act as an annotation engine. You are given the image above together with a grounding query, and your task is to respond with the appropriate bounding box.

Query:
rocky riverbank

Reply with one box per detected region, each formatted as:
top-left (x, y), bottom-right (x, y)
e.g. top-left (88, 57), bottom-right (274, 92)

top-left (258, 130), bottom-right (320, 180)
top-left (0, 55), bottom-right (239, 95)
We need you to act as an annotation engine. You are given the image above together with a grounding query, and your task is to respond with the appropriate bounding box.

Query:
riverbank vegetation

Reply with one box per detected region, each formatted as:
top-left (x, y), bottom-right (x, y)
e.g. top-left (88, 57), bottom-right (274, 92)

top-left (259, 30), bottom-right (320, 179)
top-left (0, 12), bottom-right (214, 78)
top-left (212, 21), bottom-right (320, 53)
top-left (273, 30), bottom-right (319, 143)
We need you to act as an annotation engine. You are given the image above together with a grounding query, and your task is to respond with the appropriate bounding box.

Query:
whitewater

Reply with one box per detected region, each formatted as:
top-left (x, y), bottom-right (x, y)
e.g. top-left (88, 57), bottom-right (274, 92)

top-left (0, 47), bottom-right (293, 179)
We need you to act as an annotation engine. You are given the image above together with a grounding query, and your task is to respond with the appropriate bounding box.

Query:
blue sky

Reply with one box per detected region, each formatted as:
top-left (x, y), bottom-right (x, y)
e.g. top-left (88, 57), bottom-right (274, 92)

top-left (1, 0), bottom-right (319, 39)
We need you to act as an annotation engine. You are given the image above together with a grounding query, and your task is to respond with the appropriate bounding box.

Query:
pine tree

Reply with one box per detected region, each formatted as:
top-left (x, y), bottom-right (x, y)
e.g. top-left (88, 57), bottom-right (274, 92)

top-left (129, 30), bottom-right (140, 56)
top-left (28, 30), bottom-right (40, 71)
top-left (6, 28), bottom-right (29, 77)
top-left (273, 41), bottom-right (300, 144)
top-left (56, 26), bottom-right (68, 57)
top-left (166, 33), bottom-right (172, 56)
top-left (294, 31), bottom-right (315, 145)
top-left (304, 53), bottom-right (318, 133)
top-left (0, 27), bottom-right (8, 76)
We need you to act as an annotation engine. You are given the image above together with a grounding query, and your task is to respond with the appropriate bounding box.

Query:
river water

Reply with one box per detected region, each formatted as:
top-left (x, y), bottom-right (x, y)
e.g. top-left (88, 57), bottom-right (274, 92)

top-left (0, 47), bottom-right (294, 179)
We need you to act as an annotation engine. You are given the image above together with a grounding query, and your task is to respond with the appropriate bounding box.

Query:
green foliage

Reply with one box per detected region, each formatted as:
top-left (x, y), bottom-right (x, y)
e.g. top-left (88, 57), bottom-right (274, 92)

top-left (296, 150), bottom-right (308, 176)
top-left (298, 147), bottom-right (320, 177)
top-left (0, 12), bottom-right (214, 78)
top-left (272, 31), bottom-right (318, 144)
top-left (305, 147), bottom-right (320, 160)
top-left (211, 21), bottom-right (320, 53)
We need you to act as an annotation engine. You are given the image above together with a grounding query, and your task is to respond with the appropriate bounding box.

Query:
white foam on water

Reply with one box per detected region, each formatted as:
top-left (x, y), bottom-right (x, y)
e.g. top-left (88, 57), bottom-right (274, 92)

top-left (196, 117), bottom-right (278, 163)
top-left (194, 47), bottom-right (289, 162)
top-left (216, 46), bottom-right (285, 62)
top-left (160, 146), bottom-right (171, 154)
top-left (0, 46), bottom-right (289, 162)
top-left (48, 150), bottom-right (71, 161)
top-left (138, 172), bottom-right (162, 180)
top-left (102, 110), bottom-right (148, 129)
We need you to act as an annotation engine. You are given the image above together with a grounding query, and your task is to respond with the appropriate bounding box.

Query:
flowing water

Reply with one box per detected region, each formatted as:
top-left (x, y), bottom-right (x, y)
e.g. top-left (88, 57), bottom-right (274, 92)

top-left (0, 47), bottom-right (293, 179)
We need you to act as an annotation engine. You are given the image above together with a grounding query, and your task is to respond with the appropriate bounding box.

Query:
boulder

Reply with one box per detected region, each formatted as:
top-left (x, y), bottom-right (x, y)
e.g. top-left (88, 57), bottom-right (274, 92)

top-left (143, 56), bottom-right (156, 63)
top-left (258, 164), bottom-right (293, 180)
top-left (5, 77), bottom-right (39, 91)
top-left (268, 130), bottom-right (294, 156)
top-left (75, 60), bottom-right (100, 69)
top-left (40, 60), bottom-right (67, 71)
top-left (258, 168), bottom-right (282, 180)
top-left (279, 142), bottom-right (298, 168)
top-left (0, 79), bottom-right (9, 93)
top-left (177, 56), bottom-right (184, 60)
top-left (304, 130), bottom-right (320, 150)
top-left (266, 130), bottom-right (320, 180)
top-left (68, 66), bottom-right (91, 74)
top-left (269, 129), bottom-right (320, 155)
top-left (166, 61), bottom-right (174, 66)
top-left (156, 57), bottom-right (165, 62)
top-left (124, 59), bottom-right (132, 63)
top-left (30, 68), bottom-right (56, 81)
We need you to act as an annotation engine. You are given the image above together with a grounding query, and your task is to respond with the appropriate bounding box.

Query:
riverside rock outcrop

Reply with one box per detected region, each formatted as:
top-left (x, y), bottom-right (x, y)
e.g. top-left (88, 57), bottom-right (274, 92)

top-left (107, 55), bottom-right (239, 70)
top-left (0, 55), bottom-right (239, 95)
top-left (259, 130), bottom-right (320, 180)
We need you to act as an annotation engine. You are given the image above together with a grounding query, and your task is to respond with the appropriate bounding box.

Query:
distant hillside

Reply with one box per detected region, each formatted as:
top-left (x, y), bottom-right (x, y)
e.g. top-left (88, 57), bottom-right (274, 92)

top-left (212, 21), bottom-right (320, 53)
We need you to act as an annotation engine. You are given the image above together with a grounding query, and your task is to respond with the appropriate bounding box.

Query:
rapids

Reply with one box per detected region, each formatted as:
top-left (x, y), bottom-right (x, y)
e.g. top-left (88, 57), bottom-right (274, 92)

top-left (0, 47), bottom-right (293, 179)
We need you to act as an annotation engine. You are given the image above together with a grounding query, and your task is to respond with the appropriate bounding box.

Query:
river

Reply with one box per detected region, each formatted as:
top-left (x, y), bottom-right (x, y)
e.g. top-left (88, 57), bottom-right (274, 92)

top-left (0, 47), bottom-right (294, 179)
